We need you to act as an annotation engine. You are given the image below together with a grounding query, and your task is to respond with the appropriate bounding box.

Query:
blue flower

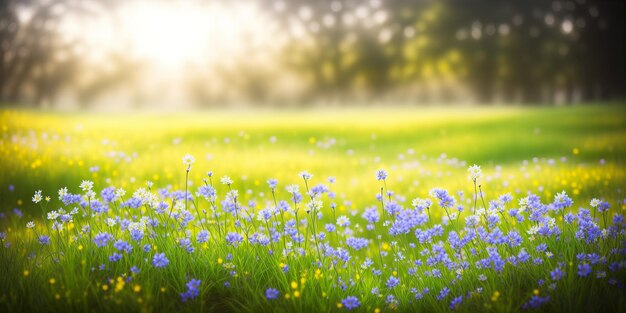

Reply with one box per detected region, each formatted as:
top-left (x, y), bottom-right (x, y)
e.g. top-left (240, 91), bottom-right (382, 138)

top-left (450, 295), bottom-right (463, 310)
top-left (113, 240), bottom-right (133, 254)
top-left (226, 232), bottom-right (244, 247)
top-left (267, 178), bottom-right (278, 189)
top-left (265, 288), bottom-right (279, 300)
top-left (93, 232), bottom-right (113, 247)
top-left (38, 235), bottom-right (50, 245)
top-left (197, 230), bottom-right (210, 243)
top-left (152, 252), bottom-right (169, 268)
top-left (109, 252), bottom-right (123, 262)
top-left (180, 279), bottom-right (201, 302)
top-left (550, 267), bottom-right (563, 281)
top-left (342, 296), bottom-right (360, 310)
top-left (578, 263), bottom-right (591, 277)
top-left (386, 275), bottom-right (399, 289)
top-left (376, 169), bottom-right (388, 181)
top-left (346, 237), bottom-right (370, 250)
top-left (523, 295), bottom-right (550, 309)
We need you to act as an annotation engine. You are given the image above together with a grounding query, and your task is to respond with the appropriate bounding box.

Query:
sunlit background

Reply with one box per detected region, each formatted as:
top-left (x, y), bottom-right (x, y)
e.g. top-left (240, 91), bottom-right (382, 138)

top-left (0, 0), bottom-right (624, 109)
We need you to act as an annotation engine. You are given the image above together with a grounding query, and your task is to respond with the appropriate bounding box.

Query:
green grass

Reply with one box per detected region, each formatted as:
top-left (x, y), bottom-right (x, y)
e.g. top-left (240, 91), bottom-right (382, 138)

top-left (0, 104), bottom-right (625, 312)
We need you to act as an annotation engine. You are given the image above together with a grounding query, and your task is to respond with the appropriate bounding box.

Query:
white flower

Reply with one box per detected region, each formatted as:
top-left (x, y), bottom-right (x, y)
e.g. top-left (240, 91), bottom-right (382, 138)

top-left (182, 154), bottom-right (195, 167)
top-left (106, 218), bottom-right (117, 227)
top-left (80, 180), bottom-right (94, 192)
top-left (286, 184), bottom-right (299, 194)
top-left (337, 215), bottom-right (350, 227)
top-left (468, 164), bottom-right (482, 181)
top-left (32, 190), bottom-right (42, 203)
top-left (115, 188), bottom-right (126, 199)
top-left (47, 210), bottom-right (59, 220)
top-left (128, 221), bottom-right (146, 232)
top-left (26, 221), bottom-right (35, 229)
top-left (221, 176), bottom-right (233, 185)
top-left (85, 190), bottom-right (96, 201)
top-left (58, 187), bottom-right (68, 200)
top-left (146, 181), bottom-right (153, 188)
top-left (590, 198), bottom-right (601, 208)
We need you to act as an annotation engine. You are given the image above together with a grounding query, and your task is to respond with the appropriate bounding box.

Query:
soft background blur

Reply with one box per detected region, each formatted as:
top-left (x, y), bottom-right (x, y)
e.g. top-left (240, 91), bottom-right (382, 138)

top-left (0, 0), bottom-right (624, 110)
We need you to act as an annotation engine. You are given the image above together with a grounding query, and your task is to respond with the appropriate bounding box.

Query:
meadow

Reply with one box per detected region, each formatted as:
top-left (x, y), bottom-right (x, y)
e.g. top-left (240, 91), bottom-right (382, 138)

top-left (0, 105), bottom-right (625, 312)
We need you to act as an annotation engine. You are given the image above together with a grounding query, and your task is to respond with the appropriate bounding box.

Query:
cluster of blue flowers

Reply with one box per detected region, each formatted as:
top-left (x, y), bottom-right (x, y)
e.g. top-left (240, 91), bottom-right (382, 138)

top-left (12, 160), bottom-right (626, 312)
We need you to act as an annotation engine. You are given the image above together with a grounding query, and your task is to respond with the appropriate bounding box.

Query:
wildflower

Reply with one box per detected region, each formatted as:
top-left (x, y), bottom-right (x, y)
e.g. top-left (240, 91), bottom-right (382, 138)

top-left (437, 287), bottom-right (450, 300)
top-left (376, 169), bottom-right (388, 181)
top-left (577, 263), bottom-right (591, 277)
top-left (26, 221), bottom-right (35, 229)
top-left (109, 253), bottom-right (123, 262)
top-left (152, 253), bottom-right (169, 268)
top-left (337, 216), bottom-right (350, 227)
top-left (226, 232), bottom-right (244, 247)
top-left (267, 178), bottom-right (278, 189)
top-left (58, 187), bottom-right (68, 200)
top-left (32, 190), bottom-right (43, 203)
top-left (590, 198), bottom-right (601, 208)
top-left (197, 230), bottom-right (210, 243)
top-left (93, 232), bottom-right (114, 247)
top-left (341, 296), bottom-right (360, 310)
top-left (550, 267), bottom-right (563, 281)
top-left (299, 171), bottom-right (313, 180)
top-left (220, 176), bottom-right (233, 185)
top-left (114, 240), bottom-right (133, 254)
top-left (450, 295), bottom-right (463, 310)
top-left (182, 154), bottom-right (195, 167)
top-left (286, 184), bottom-right (299, 194)
top-left (265, 288), bottom-right (279, 300)
top-left (180, 279), bottom-right (201, 302)
top-left (38, 235), bottom-right (50, 245)
top-left (346, 237), bottom-right (370, 250)
top-left (468, 164), bottom-right (482, 181)
top-left (522, 295), bottom-right (550, 309)
top-left (386, 275), bottom-right (399, 289)
top-left (80, 180), bottom-right (94, 192)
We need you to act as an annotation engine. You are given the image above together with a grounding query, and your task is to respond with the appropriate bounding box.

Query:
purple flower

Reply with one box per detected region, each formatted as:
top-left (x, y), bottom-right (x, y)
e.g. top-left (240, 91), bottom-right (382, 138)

top-left (38, 235), bottom-right (50, 245)
top-left (386, 276), bottom-right (399, 289)
top-left (114, 240), bottom-right (133, 254)
top-left (550, 267), bottom-right (563, 281)
top-left (226, 232), bottom-right (244, 247)
top-left (180, 279), bottom-right (201, 302)
top-left (578, 263), bottom-right (591, 277)
top-left (109, 252), bottom-right (123, 262)
top-left (450, 295), bottom-right (463, 310)
top-left (346, 237), bottom-right (370, 251)
top-left (197, 230), bottom-right (210, 243)
top-left (265, 288), bottom-right (279, 300)
top-left (93, 232), bottom-right (114, 247)
top-left (267, 178), bottom-right (278, 189)
top-left (376, 169), bottom-right (388, 181)
top-left (342, 296), bottom-right (360, 310)
top-left (152, 253), bottom-right (169, 268)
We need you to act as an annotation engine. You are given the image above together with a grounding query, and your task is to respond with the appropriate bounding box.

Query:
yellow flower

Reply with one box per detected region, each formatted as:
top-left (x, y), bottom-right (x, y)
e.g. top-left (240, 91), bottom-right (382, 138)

top-left (134, 285), bottom-right (142, 293)
top-left (533, 289), bottom-right (540, 296)
top-left (23, 270), bottom-right (29, 277)
top-left (291, 281), bottom-right (298, 289)
top-left (49, 278), bottom-right (56, 285)
top-left (294, 291), bottom-right (300, 298)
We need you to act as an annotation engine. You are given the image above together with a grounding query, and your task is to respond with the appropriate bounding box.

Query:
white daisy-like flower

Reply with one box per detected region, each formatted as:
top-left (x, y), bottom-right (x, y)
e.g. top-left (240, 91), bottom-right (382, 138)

top-left (468, 164), bottom-right (482, 181)
top-left (221, 176), bottom-right (233, 185)
top-left (182, 154), bottom-right (195, 167)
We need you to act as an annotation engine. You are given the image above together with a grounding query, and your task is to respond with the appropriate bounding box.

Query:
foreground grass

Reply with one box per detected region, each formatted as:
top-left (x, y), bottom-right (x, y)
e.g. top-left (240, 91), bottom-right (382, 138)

top-left (0, 105), bottom-right (625, 312)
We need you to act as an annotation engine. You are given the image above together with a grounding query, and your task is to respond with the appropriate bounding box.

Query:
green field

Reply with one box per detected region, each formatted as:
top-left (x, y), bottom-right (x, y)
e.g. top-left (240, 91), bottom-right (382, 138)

top-left (0, 105), bottom-right (625, 312)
